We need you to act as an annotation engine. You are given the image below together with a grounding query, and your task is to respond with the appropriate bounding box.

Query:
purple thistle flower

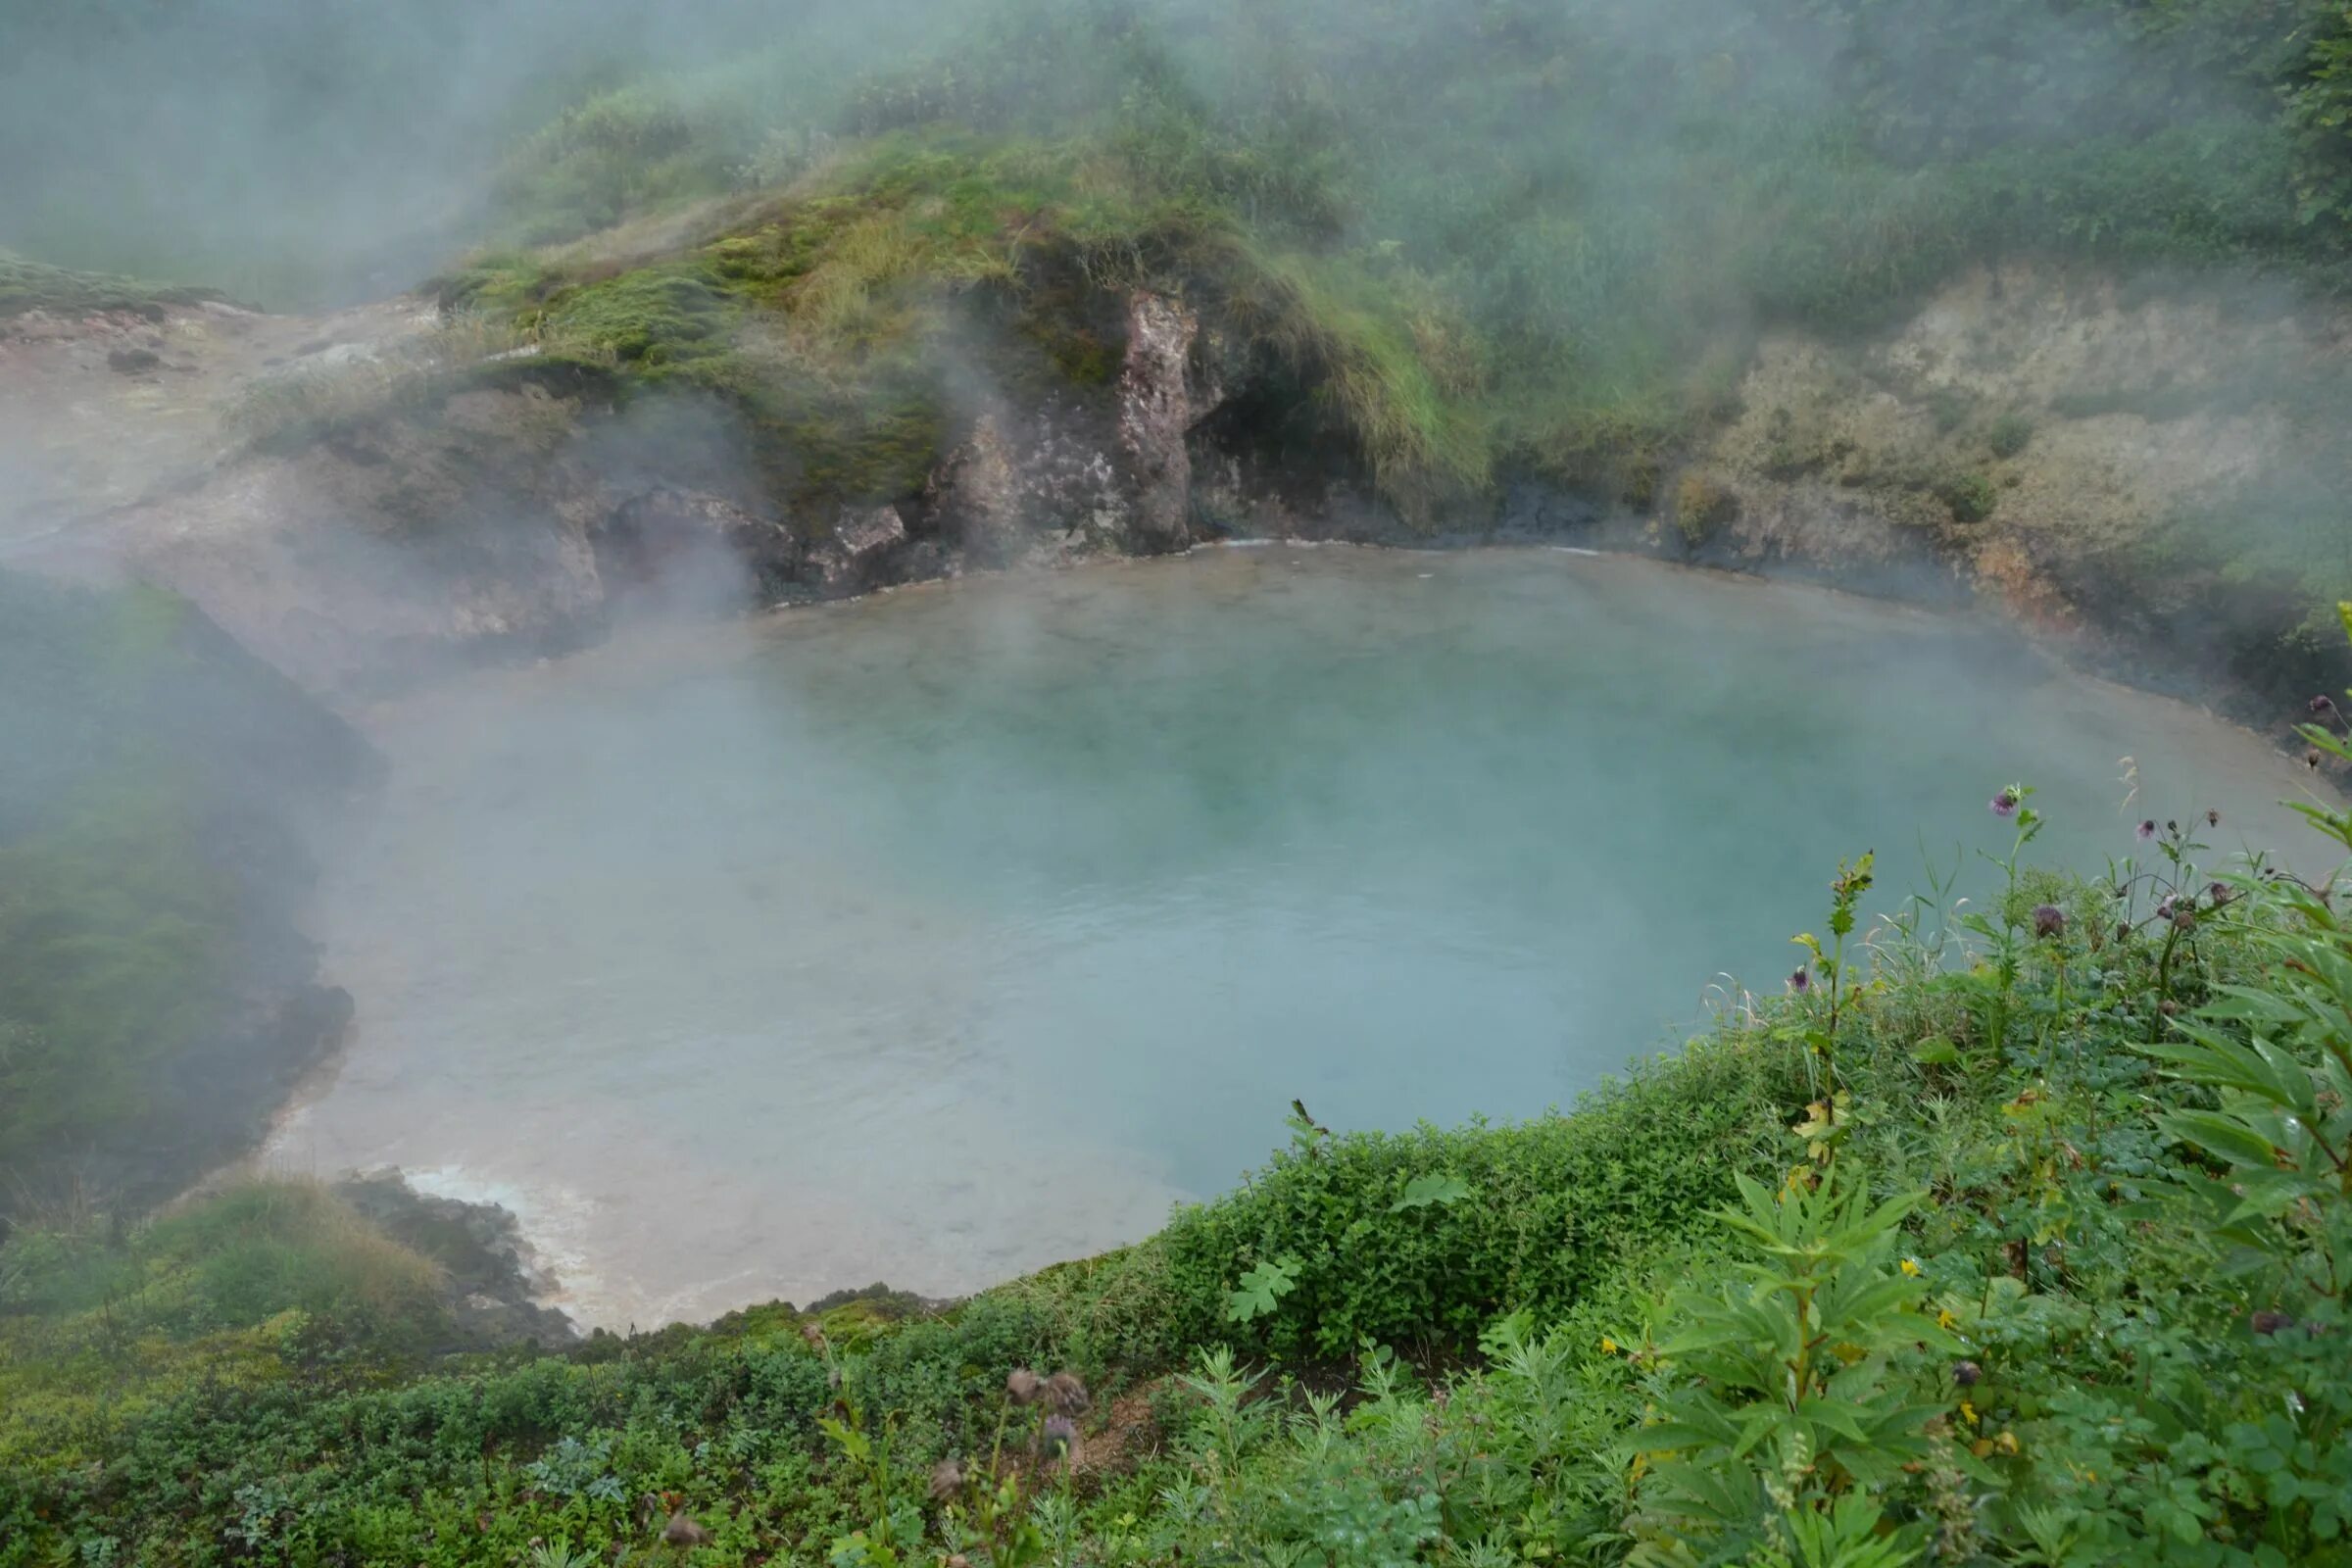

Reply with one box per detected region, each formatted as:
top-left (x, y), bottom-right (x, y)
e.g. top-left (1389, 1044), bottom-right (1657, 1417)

top-left (1788, 968), bottom-right (1811, 995)
top-left (2135, 819), bottom-right (2157, 843)
top-left (2312, 695), bottom-right (2337, 715)
top-left (1040, 1414), bottom-right (1078, 1458)
top-left (2032, 904), bottom-right (2067, 939)
top-left (1990, 789), bottom-right (2021, 819)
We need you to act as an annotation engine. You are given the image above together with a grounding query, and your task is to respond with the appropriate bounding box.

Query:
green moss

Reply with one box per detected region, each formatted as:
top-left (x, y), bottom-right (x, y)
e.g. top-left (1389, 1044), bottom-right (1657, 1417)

top-left (1214, 242), bottom-right (1494, 514)
top-left (431, 251), bottom-right (564, 317)
top-left (0, 250), bottom-right (218, 318)
top-left (532, 265), bottom-right (737, 370)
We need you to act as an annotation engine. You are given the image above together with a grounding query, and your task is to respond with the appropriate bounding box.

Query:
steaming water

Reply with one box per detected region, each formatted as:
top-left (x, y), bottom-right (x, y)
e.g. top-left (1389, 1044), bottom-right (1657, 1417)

top-left (268, 548), bottom-right (2328, 1327)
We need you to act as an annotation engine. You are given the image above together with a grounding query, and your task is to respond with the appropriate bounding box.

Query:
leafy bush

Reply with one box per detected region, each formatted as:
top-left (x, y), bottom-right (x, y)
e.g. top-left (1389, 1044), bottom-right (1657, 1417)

top-left (1156, 1042), bottom-right (1803, 1359)
top-left (1937, 470), bottom-right (2000, 524)
top-left (4, 777), bottom-right (2348, 1563)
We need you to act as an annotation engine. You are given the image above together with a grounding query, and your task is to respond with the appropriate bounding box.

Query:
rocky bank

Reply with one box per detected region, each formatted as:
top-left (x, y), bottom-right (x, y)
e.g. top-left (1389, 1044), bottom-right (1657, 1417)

top-left (7, 260), bottom-right (2344, 726)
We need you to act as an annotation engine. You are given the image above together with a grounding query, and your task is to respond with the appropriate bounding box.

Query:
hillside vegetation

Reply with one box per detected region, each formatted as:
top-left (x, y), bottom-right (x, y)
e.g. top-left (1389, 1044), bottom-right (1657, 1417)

top-left (5, 625), bottom-right (2351, 1565)
top-left (368, 0), bottom-right (2352, 701)
top-left (10, 2), bottom-right (2352, 1561)
top-left (0, 572), bottom-right (370, 1209)
top-left (434, 0), bottom-right (2352, 495)
top-left (13, 1), bottom-right (2352, 704)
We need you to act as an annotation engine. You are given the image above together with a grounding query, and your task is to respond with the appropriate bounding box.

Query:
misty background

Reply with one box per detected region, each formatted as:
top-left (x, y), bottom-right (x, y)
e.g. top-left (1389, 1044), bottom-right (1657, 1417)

top-left (9, 0), bottom-right (2350, 579)
top-left (6, 0), bottom-right (2347, 308)
top-left (7, 0), bottom-right (2352, 1207)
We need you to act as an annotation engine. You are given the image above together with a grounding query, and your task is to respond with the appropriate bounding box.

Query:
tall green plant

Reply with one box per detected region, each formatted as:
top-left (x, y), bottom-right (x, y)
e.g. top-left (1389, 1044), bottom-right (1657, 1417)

top-left (1626, 1165), bottom-right (1962, 1564)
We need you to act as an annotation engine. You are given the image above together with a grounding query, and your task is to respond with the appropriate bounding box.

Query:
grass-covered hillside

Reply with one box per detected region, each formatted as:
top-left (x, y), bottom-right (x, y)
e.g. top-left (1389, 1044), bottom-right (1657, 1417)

top-left (0, 571), bottom-right (371, 1211)
top-left (13, 1), bottom-right (2352, 708)
top-left (429, 0), bottom-right (2352, 507)
top-left (166, 0), bottom-right (2339, 712)
top-left (0, 252), bottom-right (217, 319)
top-left (6, 629), bottom-right (2350, 1566)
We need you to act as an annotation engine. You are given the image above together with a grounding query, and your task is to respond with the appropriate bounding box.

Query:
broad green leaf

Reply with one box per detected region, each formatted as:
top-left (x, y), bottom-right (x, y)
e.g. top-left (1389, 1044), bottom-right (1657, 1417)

top-left (1225, 1256), bottom-right (1299, 1323)
top-left (1389, 1173), bottom-right (1472, 1212)
top-left (2159, 1109), bottom-right (2282, 1169)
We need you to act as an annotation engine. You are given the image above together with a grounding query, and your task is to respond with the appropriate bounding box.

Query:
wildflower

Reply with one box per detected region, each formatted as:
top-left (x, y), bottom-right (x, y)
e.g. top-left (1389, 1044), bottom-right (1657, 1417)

top-left (929, 1457), bottom-right (964, 1502)
top-left (1936, 1308), bottom-right (1958, 1331)
top-left (1960, 1399), bottom-right (1979, 1426)
top-left (2308, 748), bottom-right (2326, 771)
top-left (1952, 1359), bottom-right (1982, 1387)
top-left (2250, 1309), bottom-right (2294, 1337)
top-left (2174, 906), bottom-right (2197, 933)
top-left (2313, 694), bottom-right (2337, 715)
top-left (2155, 896), bottom-right (2175, 921)
top-left (1044, 1370), bottom-right (1092, 1416)
top-left (1990, 788), bottom-right (2021, 819)
top-left (2135, 819), bottom-right (2157, 843)
top-left (1788, 968), bottom-right (1811, 994)
top-left (1005, 1367), bottom-right (1043, 1405)
top-left (800, 1321), bottom-right (826, 1349)
top-left (2032, 904), bottom-right (2066, 939)
top-left (2208, 881), bottom-right (2231, 907)
top-left (1600, 1335), bottom-right (1620, 1354)
top-left (1040, 1414), bottom-right (1078, 1459)
top-left (2205, 808), bottom-right (2221, 827)
top-left (1899, 1257), bottom-right (1922, 1277)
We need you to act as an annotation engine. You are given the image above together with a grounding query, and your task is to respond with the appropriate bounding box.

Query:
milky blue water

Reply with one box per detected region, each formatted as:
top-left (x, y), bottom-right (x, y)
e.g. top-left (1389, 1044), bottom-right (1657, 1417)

top-left (269, 547), bottom-right (2328, 1325)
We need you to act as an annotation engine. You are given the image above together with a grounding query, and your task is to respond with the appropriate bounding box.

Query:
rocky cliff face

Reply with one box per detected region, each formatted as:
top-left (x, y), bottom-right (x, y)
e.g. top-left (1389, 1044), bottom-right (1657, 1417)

top-left (9, 266), bottom-right (2344, 721)
top-left (1652, 266), bottom-right (2352, 716)
top-left (12, 288), bottom-right (1226, 698)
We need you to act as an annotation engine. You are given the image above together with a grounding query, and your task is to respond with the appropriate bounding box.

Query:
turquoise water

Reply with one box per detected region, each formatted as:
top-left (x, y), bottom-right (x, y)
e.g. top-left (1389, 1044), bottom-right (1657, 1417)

top-left (270, 547), bottom-right (2328, 1326)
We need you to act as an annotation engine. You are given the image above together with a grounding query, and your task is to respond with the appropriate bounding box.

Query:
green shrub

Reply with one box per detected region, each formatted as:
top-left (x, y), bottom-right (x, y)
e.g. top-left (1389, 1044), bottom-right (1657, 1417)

top-left (1937, 470), bottom-right (1999, 523)
top-left (1157, 1038), bottom-right (1802, 1359)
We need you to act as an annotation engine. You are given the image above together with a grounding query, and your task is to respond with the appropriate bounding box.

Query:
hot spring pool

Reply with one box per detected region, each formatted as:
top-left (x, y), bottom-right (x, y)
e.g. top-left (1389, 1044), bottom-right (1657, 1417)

top-left (265, 547), bottom-right (2329, 1326)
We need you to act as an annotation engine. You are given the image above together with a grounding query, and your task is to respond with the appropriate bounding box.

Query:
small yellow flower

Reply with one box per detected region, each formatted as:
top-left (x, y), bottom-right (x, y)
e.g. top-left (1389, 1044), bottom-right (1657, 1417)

top-left (1900, 1258), bottom-right (1922, 1277)
top-left (1936, 1308), bottom-right (1956, 1330)
top-left (1601, 1336), bottom-right (1620, 1355)
top-left (1960, 1399), bottom-right (1979, 1425)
